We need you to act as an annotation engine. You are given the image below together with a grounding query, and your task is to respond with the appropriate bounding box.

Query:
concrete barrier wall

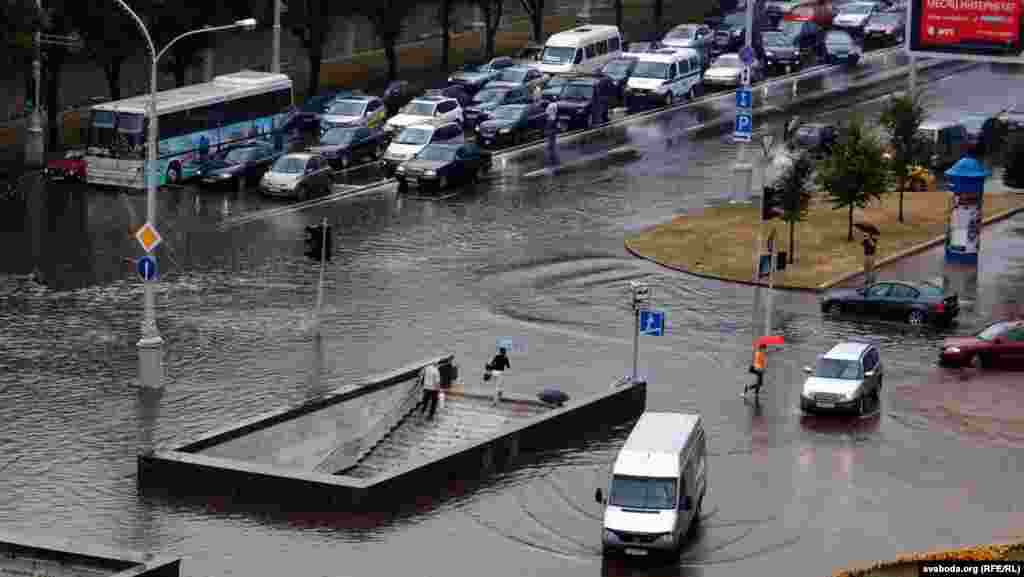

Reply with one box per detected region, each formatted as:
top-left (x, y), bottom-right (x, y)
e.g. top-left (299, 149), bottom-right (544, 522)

top-left (0, 531), bottom-right (180, 577)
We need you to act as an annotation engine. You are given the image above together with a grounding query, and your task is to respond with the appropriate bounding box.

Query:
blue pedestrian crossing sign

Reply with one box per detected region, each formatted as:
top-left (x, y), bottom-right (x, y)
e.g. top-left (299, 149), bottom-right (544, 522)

top-left (736, 88), bottom-right (752, 109)
top-left (734, 112), bottom-right (753, 142)
top-left (136, 255), bottom-right (157, 281)
top-left (639, 310), bottom-right (665, 336)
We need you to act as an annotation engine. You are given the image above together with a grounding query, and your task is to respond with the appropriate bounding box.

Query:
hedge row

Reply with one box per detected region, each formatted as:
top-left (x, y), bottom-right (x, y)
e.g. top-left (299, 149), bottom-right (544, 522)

top-left (834, 541), bottom-right (1024, 577)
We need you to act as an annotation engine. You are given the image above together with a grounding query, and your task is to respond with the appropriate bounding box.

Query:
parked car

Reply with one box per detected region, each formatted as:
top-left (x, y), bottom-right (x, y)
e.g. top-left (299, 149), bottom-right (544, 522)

top-left (540, 75), bottom-right (574, 102)
top-left (425, 85), bottom-right (472, 108)
top-left (863, 10), bottom-right (905, 46)
top-left (287, 89), bottom-right (349, 132)
top-left (823, 30), bottom-right (863, 65)
top-left (961, 113), bottom-right (990, 148)
top-left (555, 75), bottom-right (616, 130)
top-left (319, 95), bottom-right (387, 131)
top-left (626, 40), bottom-right (663, 53)
top-left (193, 142), bottom-right (281, 190)
top-left (776, 19), bottom-right (826, 60)
top-left (790, 122), bottom-right (839, 156)
top-left (703, 53), bottom-right (764, 88)
top-left (382, 118), bottom-right (465, 172)
top-left (462, 85), bottom-right (532, 130)
top-left (394, 142), bottom-right (492, 192)
top-left (625, 49), bottom-right (704, 110)
top-left (382, 80), bottom-right (417, 116)
top-left (821, 280), bottom-right (959, 326)
top-left (475, 103), bottom-right (548, 148)
top-left (661, 23), bottom-right (714, 64)
top-left (383, 95), bottom-right (463, 137)
top-left (762, 30), bottom-right (811, 74)
top-left (832, 1), bottom-right (879, 36)
top-left (917, 119), bottom-right (969, 169)
top-left (447, 56), bottom-right (516, 94)
top-left (600, 57), bottom-right (639, 103)
top-left (938, 319), bottom-right (1024, 369)
top-left (259, 152), bottom-right (332, 201)
top-left (44, 149), bottom-right (87, 182)
top-left (765, 0), bottom-right (805, 26)
top-left (800, 341), bottom-right (884, 415)
top-left (712, 12), bottom-right (747, 55)
top-left (484, 66), bottom-right (548, 99)
top-left (307, 125), bottom-right (388, 169)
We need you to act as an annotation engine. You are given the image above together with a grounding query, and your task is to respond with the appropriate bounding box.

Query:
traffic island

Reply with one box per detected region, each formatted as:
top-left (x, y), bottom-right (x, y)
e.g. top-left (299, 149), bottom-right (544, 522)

top-left (138, 354), bottom-right (646, 510)
top-left (0, 531), bottom-right (180, 577)
top-left (624, 189), bottom-right (1024, 290)
top-left (833, 541), bottom-right (1024, 577)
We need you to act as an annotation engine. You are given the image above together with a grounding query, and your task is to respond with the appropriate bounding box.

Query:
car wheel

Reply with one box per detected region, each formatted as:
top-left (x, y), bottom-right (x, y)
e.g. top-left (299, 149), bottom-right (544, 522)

top-left (974, 352), bottom-right (990, 370)
top-left (166, 164), bottom-right (181, 185)
top-left (687, 86), bottom-right (696, 100)
top-left (235, 176), bottom-right (245, 192)
top-left (907, 309), bottom-right (926, 325)
top-left (376, 143), bottom-right (386, 158)
top-left (857, 395), bottom-right (867, 416)
top-left (827, 302), bottom-right (843, 316)
top-left (397, 179), bottom-right (408, 192)
top-left (439, 175), bottom-right (448, 190)
top-left (665, 92), bottom-right (673, 107)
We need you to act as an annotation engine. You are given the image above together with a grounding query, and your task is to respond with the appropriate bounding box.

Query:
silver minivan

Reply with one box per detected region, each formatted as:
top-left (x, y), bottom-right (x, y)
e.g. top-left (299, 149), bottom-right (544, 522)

top-left (595, 412), bottom-right (707, 558)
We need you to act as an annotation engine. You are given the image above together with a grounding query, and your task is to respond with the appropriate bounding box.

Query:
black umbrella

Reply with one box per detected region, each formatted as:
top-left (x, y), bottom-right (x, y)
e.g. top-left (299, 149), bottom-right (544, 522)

top-left (855, 222), bottom-right (880, 237)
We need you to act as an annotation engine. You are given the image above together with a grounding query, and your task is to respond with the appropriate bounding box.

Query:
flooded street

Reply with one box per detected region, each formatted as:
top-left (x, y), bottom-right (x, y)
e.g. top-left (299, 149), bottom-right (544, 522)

top-left (1, 63), bottom-right (1023, 576)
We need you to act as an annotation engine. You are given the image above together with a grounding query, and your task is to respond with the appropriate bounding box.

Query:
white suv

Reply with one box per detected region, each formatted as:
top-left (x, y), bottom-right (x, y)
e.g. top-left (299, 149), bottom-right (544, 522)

top-left (384, 95), bottom-right (463, 137)
top-left (800, 341), bottom-right (883, 415)
top-left (382, 119), bottom-right (465, 171)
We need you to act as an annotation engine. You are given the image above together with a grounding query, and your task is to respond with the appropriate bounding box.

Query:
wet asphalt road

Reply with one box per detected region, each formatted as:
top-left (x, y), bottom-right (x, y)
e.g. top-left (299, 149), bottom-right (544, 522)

top-left (1, 62), bottom-right (1024, 577)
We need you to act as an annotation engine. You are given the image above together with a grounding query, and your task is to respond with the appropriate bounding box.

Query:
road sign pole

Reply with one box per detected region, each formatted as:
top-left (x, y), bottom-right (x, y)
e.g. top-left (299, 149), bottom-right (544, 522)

top-left (632, 305), bottom-right (640, 384)
top-left (314, 217), bottom-right (328, 339)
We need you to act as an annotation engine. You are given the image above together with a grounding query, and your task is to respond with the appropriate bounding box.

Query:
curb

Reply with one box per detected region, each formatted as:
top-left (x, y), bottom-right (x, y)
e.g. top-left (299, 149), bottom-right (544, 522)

top-left (834, 541), bottom-right (1024, 577)
top-left (817, 204), bottom-right (1024, 289)
top-left (624, 204), bottom-right (1024, 294)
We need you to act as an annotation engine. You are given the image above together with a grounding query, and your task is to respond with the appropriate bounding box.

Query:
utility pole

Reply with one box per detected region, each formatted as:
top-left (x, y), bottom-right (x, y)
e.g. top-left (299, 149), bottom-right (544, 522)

top-left (630, 281), bottom-right (649, 383)
top-left (731, 0), bottom-right (756, 202)
top-left (272, 0), bottom-right (281, 73)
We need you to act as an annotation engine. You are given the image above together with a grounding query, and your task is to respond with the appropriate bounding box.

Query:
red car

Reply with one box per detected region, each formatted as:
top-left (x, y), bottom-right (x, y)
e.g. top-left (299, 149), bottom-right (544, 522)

top-left (45, 149), bottom-right (87, 182)
top-left (939, 320), bottom-right (1024, 368)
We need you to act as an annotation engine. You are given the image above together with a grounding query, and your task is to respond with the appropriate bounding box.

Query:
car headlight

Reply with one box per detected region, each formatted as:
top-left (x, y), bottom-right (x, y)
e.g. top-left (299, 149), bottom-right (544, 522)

top-left (395, 166), bottom-right (405, 173)
top-left (423, 170), bottom-right (437, 177)
top-left (656, 533), bottom-right (674, 544)
top-left (499, 128), bottom-right (511, 134)
top-left (218, 172), bottom-right (233, 179)
top-left (945, 347), bottom-right (961, 354)
top-left (766, 51), bottom-right (775, 57)
top-left (448, 76), bottom-right (455, 82)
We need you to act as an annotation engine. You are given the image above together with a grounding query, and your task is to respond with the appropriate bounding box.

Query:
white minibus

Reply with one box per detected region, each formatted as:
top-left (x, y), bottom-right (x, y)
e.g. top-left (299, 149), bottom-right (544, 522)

top-left (538, 25), bottom-right (623, 75)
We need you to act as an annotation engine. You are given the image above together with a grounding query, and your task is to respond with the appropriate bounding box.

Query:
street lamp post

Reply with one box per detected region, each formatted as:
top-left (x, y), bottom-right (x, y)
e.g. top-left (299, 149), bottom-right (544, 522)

top-left (112, 0), bottom-right (257, 387)
top-left (272, 0), bottom-right (281, 73)
top-left (26, 0), bottom-right (44, 168)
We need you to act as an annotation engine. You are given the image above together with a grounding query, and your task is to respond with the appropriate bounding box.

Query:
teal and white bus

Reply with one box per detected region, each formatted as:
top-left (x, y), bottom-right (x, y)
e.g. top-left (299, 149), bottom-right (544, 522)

top-left (85, 70), bottom-right (293, 189)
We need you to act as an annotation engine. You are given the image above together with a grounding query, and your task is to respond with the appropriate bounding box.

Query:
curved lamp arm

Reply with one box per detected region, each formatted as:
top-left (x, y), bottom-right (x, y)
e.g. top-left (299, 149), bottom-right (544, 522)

top-left (111, 0), bottom-right (156, 72)
top-left (155, 20), bottom-right (256, 66)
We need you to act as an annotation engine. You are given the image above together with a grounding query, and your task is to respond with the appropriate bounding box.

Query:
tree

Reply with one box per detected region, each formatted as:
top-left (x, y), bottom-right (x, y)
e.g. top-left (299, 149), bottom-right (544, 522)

top-left (774, 150), bottom-right (814, 263)
top-left (65, 0), bottom-right (139, 100)
top-left (2, 0), bottom-right (45, 116)
top-left (816, 116), bottom-right (892, 242)
top-left (879, 90), bottom-right (928, 223)
top-left (360, 0), bottom-right (414, 83)
top-left (147, 1), bottom-right (218, 87)
top-left (519, 0), bottom-right (544, 44)
top-left (284, 0), bottom-right (340, 98)
top-left (614, 0), bottom-right (623, 31)
top-left (439, 0), bottom-right (454, 73)
top-left (654, 0), bottom-right (664, 39)
top-left (476, 0), bottom-right (505, 60)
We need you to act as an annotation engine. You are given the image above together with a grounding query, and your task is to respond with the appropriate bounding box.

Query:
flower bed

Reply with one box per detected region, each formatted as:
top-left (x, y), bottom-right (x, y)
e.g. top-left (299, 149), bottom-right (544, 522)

top-left (834, 541), bottom-right (1024, 577)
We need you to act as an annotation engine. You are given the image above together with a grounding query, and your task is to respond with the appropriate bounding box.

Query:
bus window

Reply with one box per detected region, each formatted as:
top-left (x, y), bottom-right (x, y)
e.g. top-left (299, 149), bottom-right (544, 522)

top-left (597, 39), bottom-right (608, 54)
top-left (609, 36), bottom-right (620, 51)
top-left (585, 43), bottom-right (597, 58)
top-left (574, 49), bottom-right (583, 64)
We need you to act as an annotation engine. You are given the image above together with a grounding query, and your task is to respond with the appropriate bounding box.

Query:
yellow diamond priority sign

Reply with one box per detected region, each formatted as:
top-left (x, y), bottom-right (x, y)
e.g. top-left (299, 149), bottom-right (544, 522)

top-left (135, 222), bottom-right (162, 253)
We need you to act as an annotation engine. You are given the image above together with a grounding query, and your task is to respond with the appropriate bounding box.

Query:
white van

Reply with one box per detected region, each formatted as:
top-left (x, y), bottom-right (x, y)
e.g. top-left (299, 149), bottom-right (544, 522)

top-left (538, 25), bottom-right (623, 75)
top-left (625, 48), bottom-right (704, 110)
top-left (595, 412), bottom-right (708, 558)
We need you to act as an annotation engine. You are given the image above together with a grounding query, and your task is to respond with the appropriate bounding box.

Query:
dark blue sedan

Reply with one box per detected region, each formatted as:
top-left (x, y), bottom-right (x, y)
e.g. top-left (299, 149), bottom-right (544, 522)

top-left (193, 142), bottom-right (282, 190)
top-left (394, 143), bottom-right (492, 192)
top-left (307, 126), bottom-right (388, 170)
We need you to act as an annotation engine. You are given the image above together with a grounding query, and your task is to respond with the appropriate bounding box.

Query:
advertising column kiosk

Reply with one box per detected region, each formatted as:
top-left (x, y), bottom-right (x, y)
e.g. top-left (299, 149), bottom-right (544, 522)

top-left (944, 156), bottom-right (990, 264)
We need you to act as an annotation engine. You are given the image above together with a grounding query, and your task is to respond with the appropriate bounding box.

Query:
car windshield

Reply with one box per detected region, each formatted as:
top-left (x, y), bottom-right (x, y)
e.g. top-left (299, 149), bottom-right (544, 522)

top-left (497, 69), bottom-right (528, 83)
top-left (714, 55), bottom-right (741, 67)
top-left (871, 13), bottom-right (901, 24)
top-left (633, 61), bottom-right (671, 79)
top-left (815, 358), bottom-right (862, 379)
top-left (473, 89), bottom-right (507, 104)
top-left (826, 33), bottom-right (853, 46)
top-left (763, 32), bottom-right (790, 46)
top-left (609, 475), bottom-right (677, 510)
top-left (962, 115), bottom-right (988, 132)
top-left (603, 60), bottom-right (635, 76)
top-left (320, 128), bottom-right (357, 145)
top-left (666, 26), bottom-right (695, 39)
top-left (723, 13), bottom-right (745, 27)
top-left (977, 322), bottom-right (1013, 341)
top-left (493, 105), bottom-right (526, 120)
top-left (401, 101), bottom-right (437, 116)
top-left (223, 148), bottom-right (255, 163)
top-left (396, 127), bottom-right (433, 145)
top-left (327, 100), bottom-right (367, 116)
top-left (271, 156), bottom-right (306, 174)
top-left (416, 146), bottom-right (458, 162)
top-left (844, 3), bottom-right (873, 13)
top-left (542, 46), bottom-right (577, 64)
top-left (562, 84), bottom-right (594, 100)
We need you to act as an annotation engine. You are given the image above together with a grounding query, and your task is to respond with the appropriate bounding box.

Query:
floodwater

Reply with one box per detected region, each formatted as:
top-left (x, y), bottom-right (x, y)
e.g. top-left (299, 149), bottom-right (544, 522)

top-left (0, 63), bottom-right (1023, 577)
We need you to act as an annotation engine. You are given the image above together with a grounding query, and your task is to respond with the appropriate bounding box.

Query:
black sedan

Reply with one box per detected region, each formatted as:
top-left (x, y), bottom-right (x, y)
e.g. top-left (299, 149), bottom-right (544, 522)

top-left (712, 12), bottom-right (746, 55)
top-left (862, 10), bottom-right (905, 47)
top-left (824, 30), bottom-right (863, 65)
top-left (600, 57), bottom-right (639, 104)
top-left (762, 31), bottom-right (810, 75)
top-left (475, 103), bottom-right (547, 148)
top-left (790, 122), bottom-right (839, 157)
top-left (463, 86), bottom-right (531, 130)
top-left (555, 78), bottom-right (614, 131)
top-left (540, 75), bottom-right (573, 102)
top-left (194, 142), bottom-right (282, 190)
top-left (307, 126), bottom-right (388, 170)
top-left (822, 281), bottom-right (959, 326)
top-left (394, 143), bottom-right (492, 192)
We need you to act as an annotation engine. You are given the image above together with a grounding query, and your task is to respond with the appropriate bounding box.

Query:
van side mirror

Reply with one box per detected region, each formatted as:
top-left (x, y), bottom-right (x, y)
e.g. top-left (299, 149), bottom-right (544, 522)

top-left (681, 495), bottom-right (692, 511)
top-left (803, 366), bottom-right (814, 375)
top-left (595, 488), bottom-right (605, 504)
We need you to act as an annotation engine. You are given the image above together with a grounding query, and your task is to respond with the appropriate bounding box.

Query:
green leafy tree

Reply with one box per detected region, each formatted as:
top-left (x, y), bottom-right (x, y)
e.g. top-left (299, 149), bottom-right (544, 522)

top-left (439, 0), bottom-right (454, 73)
top-left (879, 90), bottom-right (928, 223)
top-left (476, 0), bottom-right (505, 60)
top-left (519, 0), bottom-right (545, 44)
top-left (284, 0), bottom-right (341, 98)
top-left (774, 150), bottom-right (814, 263)
top-left (816, 116), bottom-right (892, 242)
top-left (359, 0), bottom-right (415, 83)
top-left (64, 0), bottom-right (139, 100)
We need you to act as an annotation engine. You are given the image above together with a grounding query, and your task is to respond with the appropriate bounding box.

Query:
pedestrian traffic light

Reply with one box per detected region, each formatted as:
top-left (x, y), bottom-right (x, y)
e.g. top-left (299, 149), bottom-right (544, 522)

top-left (761, 186), bottom-right (785, 221)
top-left (304, 225), bottom-right (322, 260)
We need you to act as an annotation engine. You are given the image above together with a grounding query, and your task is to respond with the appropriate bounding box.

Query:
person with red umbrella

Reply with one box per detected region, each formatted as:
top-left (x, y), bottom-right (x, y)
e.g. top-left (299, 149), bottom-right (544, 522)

top-left (743, 336), bottom-right (784, 398)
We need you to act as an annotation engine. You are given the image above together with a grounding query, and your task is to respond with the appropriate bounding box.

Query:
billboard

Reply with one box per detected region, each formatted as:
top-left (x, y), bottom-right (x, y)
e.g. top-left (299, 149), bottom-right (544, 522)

top-left (907, 0), bottom-right (1024, 62)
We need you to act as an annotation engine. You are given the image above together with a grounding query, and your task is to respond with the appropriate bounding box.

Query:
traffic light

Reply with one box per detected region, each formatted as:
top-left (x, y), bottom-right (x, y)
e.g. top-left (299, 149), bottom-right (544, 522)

top-left (761, 186), bottom-right (785, 221)
top-left (304, 225), bottom-right (322, 260)
top-left (322, 224), bottom-right (332, 262)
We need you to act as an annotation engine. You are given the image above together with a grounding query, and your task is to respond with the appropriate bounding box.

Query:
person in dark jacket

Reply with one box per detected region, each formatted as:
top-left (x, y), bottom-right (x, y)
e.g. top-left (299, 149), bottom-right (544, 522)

top-left (488, 347), bottom-right (511, 402)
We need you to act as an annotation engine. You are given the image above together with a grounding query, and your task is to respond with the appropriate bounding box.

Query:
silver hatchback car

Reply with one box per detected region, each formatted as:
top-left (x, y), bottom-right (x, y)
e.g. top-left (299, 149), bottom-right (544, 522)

top-left (259, 152), bottom-right (333, 201)
top-left (800, 341), bottom-right (883, 415)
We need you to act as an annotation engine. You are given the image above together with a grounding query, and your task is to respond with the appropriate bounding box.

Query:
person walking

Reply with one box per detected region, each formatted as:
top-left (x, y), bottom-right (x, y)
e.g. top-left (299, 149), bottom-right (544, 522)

top-left (546, 99), bottom-right (559, 161)
top-left (862, 233), bottom-right (878, 287)
top-left (784, 115), bottom-right (800, 144)
top-left (489, 347), bottom-right (511, 403)
top-left (744, 343), bottom-right (767, 398)
top-left (419, 362), bottom-right (441, 419)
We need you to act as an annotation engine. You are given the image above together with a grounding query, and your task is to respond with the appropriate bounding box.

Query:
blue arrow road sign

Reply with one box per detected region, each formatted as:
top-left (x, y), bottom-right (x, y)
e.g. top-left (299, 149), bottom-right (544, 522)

top-left (639, 310), bottom-right (665, 336)
top-left (736, 88), bottom-right (752, 109)
top-left (137, 255), bottom-right (157, 281)
top-left (740, 45), bottom-right (754, 65)
top-left (734, 112), bottom-right (753, 142)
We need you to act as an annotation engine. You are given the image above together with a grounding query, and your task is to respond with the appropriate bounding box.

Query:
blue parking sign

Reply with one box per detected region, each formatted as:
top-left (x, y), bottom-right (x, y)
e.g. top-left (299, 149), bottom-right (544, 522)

top-left (639, 310), bottom-right (665, 336)
top-left (734, 112), bottom-right (753, 142)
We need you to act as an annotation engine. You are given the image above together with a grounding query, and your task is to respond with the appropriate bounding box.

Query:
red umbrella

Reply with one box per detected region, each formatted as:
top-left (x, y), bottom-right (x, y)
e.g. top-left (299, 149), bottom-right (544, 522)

top-left (756, 335), bottom-right (785, 347)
